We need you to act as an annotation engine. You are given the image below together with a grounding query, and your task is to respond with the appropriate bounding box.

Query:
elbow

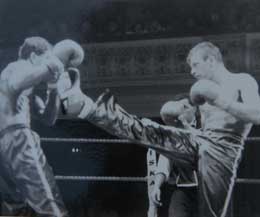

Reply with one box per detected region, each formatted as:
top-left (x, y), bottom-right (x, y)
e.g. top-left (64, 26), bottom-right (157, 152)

top-left (249, 111), bottom-right (260, 125)
top-left (254, 115), bottom-right (260, 125)
top-left (252, 109), bottom-right (260, 125)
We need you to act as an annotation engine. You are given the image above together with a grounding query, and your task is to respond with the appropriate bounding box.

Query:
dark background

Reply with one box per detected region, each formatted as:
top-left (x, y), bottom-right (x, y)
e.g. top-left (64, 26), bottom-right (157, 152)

top-left (0, 0), bottom-right (259, 216)
top-left (0, 0), bottom-right (259, 45)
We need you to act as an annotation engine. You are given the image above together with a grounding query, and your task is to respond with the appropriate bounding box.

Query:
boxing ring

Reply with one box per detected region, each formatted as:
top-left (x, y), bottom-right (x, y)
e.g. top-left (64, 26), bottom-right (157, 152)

top-left (39, 136), bottom-right (260, 216)
top-left (41, 136), bottom-right (260, 184)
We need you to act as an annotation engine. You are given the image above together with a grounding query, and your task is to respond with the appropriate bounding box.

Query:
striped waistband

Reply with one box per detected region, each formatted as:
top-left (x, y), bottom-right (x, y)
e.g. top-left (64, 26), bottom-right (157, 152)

top-left (202, 129), bottom-right (244, 146)
top-left (0, 124), bottom-right (29, 138)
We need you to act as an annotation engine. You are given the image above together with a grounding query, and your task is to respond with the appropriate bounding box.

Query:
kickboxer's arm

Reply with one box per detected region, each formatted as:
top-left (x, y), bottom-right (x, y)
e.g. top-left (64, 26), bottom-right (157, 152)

top-left (42, 88), bottom-right (60, 125)
top-left (152, 155), bottom-right (172, 198)
top-left (214, 74), bottom-right (260, 124)
top-left (150, 172), bottom-right (164, 207)
top-left (3, 62), bottom-right (52, 95)
top-left (32, 88), bottom-right (60, 126)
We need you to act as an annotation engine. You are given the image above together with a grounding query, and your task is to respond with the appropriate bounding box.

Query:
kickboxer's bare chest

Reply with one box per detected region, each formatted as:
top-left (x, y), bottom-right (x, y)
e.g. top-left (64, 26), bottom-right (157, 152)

top-left (199, 82), bottom-right (241, 125)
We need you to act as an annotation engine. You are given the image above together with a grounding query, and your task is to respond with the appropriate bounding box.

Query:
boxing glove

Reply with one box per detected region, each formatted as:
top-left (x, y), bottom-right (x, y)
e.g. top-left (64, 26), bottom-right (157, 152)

top-left (59, 68), bottom-right (83, 115)
top-left (59, 68), bottom-right (93, 118)
top-left (160, 101), bottom-right (184, 123)
top-left (53, 39), bottom-right (84, 68)
top-left (190, 80), bottom-right (220, 106)
top-left (43, 54), bottom-right (65, 84)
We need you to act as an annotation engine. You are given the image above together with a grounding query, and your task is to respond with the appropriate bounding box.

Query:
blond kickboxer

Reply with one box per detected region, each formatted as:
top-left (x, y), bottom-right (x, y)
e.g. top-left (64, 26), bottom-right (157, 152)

top-left (61, 41), bottom-right (260, 217)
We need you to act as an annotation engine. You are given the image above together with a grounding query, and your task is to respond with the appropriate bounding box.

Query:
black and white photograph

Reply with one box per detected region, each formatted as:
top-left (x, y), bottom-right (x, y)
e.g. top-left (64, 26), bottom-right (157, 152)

top-left (0, 0), bottom-right (259, 216)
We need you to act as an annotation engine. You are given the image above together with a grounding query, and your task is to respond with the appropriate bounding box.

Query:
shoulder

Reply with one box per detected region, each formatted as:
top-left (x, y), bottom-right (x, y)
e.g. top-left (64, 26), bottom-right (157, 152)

top-left (0, 60), bottom-right (31, 80)
top-left (0, 80), bottom-right (8, 92)
top-left (236, 73), bottom-right (256, 82)
top-left (235, 73), bottom-right (258, 88)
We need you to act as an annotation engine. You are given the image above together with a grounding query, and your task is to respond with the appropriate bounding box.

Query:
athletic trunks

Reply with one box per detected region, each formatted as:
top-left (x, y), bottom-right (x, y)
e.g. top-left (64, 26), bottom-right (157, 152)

top-left (0, 124), bottom-right (68, 217)
top-left (86, 90), bottom-right (244, 217)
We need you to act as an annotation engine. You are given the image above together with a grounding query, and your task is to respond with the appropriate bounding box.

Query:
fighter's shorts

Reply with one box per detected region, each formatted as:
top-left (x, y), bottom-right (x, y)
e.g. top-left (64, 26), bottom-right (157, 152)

top-left (0, 124), bottom-right (68, 217)
top-left (85, 91), bottom-right (244, 217)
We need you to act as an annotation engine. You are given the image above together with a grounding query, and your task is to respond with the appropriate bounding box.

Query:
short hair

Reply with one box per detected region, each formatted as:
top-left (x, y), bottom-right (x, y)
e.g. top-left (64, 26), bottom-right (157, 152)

top-left (186, 42), bottom-right (223, 65)
top-left (18, 36), bottom-right (52, 59)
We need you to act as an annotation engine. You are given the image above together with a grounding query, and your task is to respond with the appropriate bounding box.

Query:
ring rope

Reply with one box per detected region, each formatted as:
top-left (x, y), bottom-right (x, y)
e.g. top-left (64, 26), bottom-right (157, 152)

top-left (245, 137), bottom-right (260, 142)
top-left (54, 175), bottom-right (260, 184)
top-left (42, 137), bottom-right (260, 143)
top-left (55, 175), bottom-right (147, 182)
top-left (236, 178), bottom-right (260, 184)
top-left (45, 137), bottom-right (260, 184)
top-left (41, 138), bottom-right (131, 144)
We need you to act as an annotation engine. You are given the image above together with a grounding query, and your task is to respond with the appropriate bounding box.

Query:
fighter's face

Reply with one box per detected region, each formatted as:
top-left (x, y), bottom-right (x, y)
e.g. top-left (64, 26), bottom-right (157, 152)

top-left (30, 51), bottom-right (52, 66)
top-left (189, 51), bottom-right (213, 80)
top-left (29, 52), bottom-right (41, 66)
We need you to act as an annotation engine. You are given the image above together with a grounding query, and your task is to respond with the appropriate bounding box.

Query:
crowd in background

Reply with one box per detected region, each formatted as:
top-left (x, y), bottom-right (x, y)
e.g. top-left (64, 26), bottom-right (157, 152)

top-left (1, 0), bottom-right (260, 46)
